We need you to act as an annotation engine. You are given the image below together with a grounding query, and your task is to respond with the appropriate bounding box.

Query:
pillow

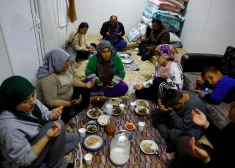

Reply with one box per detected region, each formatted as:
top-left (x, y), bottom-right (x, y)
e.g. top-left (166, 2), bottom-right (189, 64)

top-left (127, 28), bottom-right (141, 42)
top-left (170, 32), bottom-right (181, 43)
top-left (221, 46), bottom-right (235, 78)
top-left (138, 23), bottom-right (147, 39)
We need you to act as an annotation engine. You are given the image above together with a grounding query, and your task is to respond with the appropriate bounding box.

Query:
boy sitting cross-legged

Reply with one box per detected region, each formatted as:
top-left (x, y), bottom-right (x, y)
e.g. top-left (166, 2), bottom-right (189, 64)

top-left (150, 89), bottom-right (206, 152)
top-left (195, 66), bottom-right (235, 104)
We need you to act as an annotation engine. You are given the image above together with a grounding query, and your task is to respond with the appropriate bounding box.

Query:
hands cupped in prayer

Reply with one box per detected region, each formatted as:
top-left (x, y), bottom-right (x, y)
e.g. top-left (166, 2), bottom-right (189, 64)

top-left (70, 94), bottom-right (82, 105)
top-left (133, 84), bottom-right (143, 90)
top-left (46, 121), bottom-right (61, 139)
top-left (50, 106), bottom-right (63, 120)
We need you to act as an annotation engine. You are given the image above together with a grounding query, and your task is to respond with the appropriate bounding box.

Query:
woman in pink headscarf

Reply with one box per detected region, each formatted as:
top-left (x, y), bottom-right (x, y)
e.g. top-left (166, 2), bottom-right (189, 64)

top-left (134, 44), bottom-right (183, 103)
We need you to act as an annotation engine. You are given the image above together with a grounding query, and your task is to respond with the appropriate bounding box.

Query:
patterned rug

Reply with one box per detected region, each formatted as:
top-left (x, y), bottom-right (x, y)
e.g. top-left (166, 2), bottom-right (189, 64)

top-left (68, 98), bottom-right (174, 168)
top-left (117, 51), bottom-right (140, 71)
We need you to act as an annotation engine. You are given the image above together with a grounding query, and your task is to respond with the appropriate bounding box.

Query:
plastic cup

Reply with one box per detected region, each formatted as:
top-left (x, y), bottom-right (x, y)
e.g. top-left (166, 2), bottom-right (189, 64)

top-left (138, 122), bottom-right (145, 132)
top-left (84, 153), bottom-right (93, 165)
top-left (130, 102), bottom-right (136, 111)
top-left (78, 128), bottom-right (86, 138)
top-left (105, 103), bottom-right (113, 115)
top-left (119, 104), bottom-right (125, 111)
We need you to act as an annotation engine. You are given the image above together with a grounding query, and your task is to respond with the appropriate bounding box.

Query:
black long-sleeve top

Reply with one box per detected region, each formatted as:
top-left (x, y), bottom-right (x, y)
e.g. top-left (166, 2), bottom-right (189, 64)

top-left (205, 122), bottom-right (235, 168)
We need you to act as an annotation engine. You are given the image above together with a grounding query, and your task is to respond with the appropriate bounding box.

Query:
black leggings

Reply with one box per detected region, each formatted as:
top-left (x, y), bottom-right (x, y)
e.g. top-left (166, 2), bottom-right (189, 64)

top-left (135, 77), bottom-right (169, 104)
top-left (61, 87), bottom-right (91, 124)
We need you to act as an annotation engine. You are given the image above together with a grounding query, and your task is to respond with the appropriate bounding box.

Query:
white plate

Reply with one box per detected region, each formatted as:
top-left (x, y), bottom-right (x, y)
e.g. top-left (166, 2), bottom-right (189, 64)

top-left (82, 134), bottom-right (104, 151)
top-left (135, 106), bottom-right (149, 115)
top-left (140, 140), bottom-right (158, 154)
top-left (120, 54), bottom-right (133, 64)
top-left (97, 115), bottom-right (110, 126)
top-left (134, 99), bottom-right (149, 107)
top-left (111, 98), bottom-right (123, 106)
top-left (87, 108), bottom-right (103, 119)
top-left (122, 59), bottom-right (133, 64)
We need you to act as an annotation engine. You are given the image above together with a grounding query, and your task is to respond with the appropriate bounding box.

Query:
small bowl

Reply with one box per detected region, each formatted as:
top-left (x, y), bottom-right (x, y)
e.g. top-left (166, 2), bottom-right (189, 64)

top-left (125, 123), bottom-right (135, 131)
top-left (90, 97), bottom-right (107, 108)
top-left (115, 130), bottom-right (134, 142)
top-left (85, 122), bottom-right (99, 133)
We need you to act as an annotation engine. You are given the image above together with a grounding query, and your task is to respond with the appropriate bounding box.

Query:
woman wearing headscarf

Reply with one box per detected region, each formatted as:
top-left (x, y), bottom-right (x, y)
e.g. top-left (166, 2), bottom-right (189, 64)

top-left (134, 44), bottom-right (183, 103)
top-left (36, 49), bottom-right (94, 123)
top-left (84, 40), bottom-right (128, 97)
top-left (0, 75), bottom-right (79, 168)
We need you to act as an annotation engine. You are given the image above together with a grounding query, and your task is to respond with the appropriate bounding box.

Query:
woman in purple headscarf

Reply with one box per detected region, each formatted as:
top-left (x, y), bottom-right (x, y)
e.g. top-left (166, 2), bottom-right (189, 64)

top-left (36, 48), bottom-right (94, 124)
top-left (134, 44), bottom-right (183, 103)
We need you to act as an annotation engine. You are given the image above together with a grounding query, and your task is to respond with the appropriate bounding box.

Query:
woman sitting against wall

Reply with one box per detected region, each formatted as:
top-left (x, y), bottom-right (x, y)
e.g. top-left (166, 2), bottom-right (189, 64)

top-left (68, 22), bottom-right (96, 60)
top-left (84, 40), bottom-right (128, 97)
top-left (0, 75), bottom-right (79, 168)
top-left (36, 49), bottom-right (94, 124)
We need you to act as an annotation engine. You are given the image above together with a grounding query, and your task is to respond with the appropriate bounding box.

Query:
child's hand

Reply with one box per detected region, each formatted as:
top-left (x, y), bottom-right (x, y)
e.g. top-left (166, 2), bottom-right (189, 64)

top-left (133, 84), bottom-right (143, 90)
top-left (196, 77), bottom-right (204, 85)
top-left (160, 73), bottom-right (168, 79)
top-left (157, 100), bottom-right (173, 112)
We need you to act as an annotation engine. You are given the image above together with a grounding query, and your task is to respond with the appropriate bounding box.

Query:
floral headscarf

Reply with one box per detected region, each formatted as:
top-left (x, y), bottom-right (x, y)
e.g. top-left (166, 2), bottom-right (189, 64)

top-left (155, 44), bottom-right (181, 66)
top-left (155, 44), bottom-right (182, 76)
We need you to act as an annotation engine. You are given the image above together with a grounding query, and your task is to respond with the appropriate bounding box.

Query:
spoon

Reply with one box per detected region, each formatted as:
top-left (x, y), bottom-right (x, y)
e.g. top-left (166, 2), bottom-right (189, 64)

top-left (126, 131), bottom-right (133, 141)
top-left (152, 149), bottom-right (159, 155)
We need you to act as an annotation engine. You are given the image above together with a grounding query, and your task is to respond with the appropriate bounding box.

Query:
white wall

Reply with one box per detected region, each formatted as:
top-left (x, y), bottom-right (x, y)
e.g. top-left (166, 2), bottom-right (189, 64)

top-left (181, 0), bottom-right (235, 54)
top-left (0, 26), bottom-right (13, 83)
top-left (76, 0), bottom-right (147, 35)
top-left (38, 0), bottom-right (147, 53)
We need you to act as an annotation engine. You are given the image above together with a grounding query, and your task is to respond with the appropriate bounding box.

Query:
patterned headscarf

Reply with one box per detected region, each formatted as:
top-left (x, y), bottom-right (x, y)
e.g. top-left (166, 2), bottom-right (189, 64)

top-left (96, 40), bottom-right (116, 78)
top-left (155, 44), bottom-right (181, 65)
top-left (36, 48), bottom-right (69, 78)
top-left (155, 44), bottom-right (182, 76)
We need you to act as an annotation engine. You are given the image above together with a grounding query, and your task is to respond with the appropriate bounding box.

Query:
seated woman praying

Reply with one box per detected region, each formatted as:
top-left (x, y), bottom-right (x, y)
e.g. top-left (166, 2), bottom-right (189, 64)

top-left (0, 76), bottom-right (79, 168)
top-left (36, 49), bottom-right (94, 124)
top-left (84, 40), bottom-right (128, 97)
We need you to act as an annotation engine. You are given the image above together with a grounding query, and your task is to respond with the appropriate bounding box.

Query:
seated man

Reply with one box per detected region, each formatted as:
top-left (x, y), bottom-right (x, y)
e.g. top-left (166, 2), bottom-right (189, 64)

top-left (150, 89), bottom-right (206, 152)
top-left (100, 15), bottom-right (127, 51)
top-left (136, 18), bottom-right (170, 61)
top-left (195, 66), bottom-right (235, 104)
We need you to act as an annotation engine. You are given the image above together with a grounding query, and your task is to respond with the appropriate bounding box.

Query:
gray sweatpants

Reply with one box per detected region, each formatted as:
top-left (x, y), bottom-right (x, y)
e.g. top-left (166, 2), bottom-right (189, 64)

top-left (25, 119), bottom-right (79, 168)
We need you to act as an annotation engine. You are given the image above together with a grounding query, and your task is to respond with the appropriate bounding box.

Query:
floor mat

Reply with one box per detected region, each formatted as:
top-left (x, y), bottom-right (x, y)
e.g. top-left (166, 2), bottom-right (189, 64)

top-left (70, 98), bottom-right (174, 167)
top-left (117, 50), bottom-right (140, 71)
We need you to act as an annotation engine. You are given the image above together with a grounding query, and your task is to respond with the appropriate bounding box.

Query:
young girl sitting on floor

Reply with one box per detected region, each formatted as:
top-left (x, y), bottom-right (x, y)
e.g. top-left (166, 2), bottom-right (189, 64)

top-left (134, 44), bottom-right (183, 103)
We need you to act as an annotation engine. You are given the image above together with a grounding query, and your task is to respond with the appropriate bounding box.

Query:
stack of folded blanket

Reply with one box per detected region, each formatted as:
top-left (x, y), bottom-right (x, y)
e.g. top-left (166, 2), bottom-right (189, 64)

top-left (138, 0), bottom-right (188, 48)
